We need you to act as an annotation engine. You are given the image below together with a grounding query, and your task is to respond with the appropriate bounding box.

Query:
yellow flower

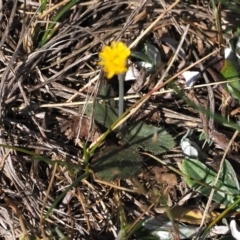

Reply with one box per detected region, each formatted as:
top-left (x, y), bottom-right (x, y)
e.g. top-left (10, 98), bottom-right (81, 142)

top-left (98, 41), bottom-right (131, 79)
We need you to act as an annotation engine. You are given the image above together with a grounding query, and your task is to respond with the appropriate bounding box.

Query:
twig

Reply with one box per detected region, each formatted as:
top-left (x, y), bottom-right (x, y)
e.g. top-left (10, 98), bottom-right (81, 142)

top-left (129, 0), bottom-right (181, 49)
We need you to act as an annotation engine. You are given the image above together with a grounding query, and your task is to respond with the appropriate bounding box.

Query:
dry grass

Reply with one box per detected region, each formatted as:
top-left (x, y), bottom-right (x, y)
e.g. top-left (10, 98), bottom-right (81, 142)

top-left (0, 0), bottom-right (240, 239)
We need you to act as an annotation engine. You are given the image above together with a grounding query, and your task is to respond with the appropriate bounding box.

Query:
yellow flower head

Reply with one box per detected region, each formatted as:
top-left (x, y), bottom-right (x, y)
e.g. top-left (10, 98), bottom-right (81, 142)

top-left (98, 41), bottom-right (131, 79)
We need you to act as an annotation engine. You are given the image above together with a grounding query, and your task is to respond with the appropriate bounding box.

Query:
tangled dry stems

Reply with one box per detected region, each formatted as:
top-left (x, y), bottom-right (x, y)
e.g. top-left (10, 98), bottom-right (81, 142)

top-left (0, 0), bottom-right (238, 239)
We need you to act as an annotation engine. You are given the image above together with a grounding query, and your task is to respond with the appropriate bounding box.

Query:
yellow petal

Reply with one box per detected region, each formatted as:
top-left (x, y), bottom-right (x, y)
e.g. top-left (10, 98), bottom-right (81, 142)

top-left (98, 41), bottom-right (131, 79)
top-left (106, 71), bottom-right (115, 79)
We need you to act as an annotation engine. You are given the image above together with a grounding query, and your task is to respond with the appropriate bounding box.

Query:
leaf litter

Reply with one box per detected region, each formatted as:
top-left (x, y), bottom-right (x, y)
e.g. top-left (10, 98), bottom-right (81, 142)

top-left (1, 1), bottom-right (240, 239)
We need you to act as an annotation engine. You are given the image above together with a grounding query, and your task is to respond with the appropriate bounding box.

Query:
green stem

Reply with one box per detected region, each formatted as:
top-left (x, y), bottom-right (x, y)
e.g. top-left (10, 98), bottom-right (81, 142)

top-left (39, 0), bottom-right (81, 47)
top-left (118, 74), bottom-right (125, 130)
top-left (118, 74), bottom-right (124, 117)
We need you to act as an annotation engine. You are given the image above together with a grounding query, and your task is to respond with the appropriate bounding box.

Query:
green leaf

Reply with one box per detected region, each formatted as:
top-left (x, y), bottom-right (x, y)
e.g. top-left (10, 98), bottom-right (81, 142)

top-left (139, 216), bottom-right (212, 239)
top-left (40, 0), bottom-right (47, 13)
top-left (131, 44), bottom-right (161, 73)
top-left (121, 122), bottom-right (175, 154)
top-left (97, 84), bottom-right (116, 107)
top-left (181, 158), bottom-right (240, 209)
top-left (133, 226), bottom-right (160, 240)
top-left (85, 84), bottom-right (118, 129)
top-left (131, 51), bottom-right (153, 64)
top-left (93, 102), bottom-right (118, 129)
top-left (144, 43), bottom-right (161, 68)
top-left (221, 60), bottom-right (239, 86)
top-left (39, 0), bottom-right (81, 47)
top-left (220, 59), bottom-right (240, 100)
top-left (85, 101), bottom-right (118, 129)
top-left (136, 61), bottom-right (154, 71)
top-left (92, 145), bottom-right (142, 181)
top-left (221, 2), bottom-right (240, 15)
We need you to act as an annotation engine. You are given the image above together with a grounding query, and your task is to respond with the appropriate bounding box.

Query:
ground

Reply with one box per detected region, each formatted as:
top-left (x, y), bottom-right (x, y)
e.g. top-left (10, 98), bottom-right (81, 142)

top-left (0, 1), bottom-right (240, 240)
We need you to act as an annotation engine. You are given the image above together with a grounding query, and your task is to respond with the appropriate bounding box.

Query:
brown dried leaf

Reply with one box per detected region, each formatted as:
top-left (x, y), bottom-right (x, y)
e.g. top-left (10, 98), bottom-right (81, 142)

top-left (65, 116), bottom-right (101, 142)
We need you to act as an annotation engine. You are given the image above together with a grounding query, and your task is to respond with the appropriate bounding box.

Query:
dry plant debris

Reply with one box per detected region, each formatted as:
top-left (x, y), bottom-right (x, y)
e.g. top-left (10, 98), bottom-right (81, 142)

top-left (0, 0), bottom-right (240, 239)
